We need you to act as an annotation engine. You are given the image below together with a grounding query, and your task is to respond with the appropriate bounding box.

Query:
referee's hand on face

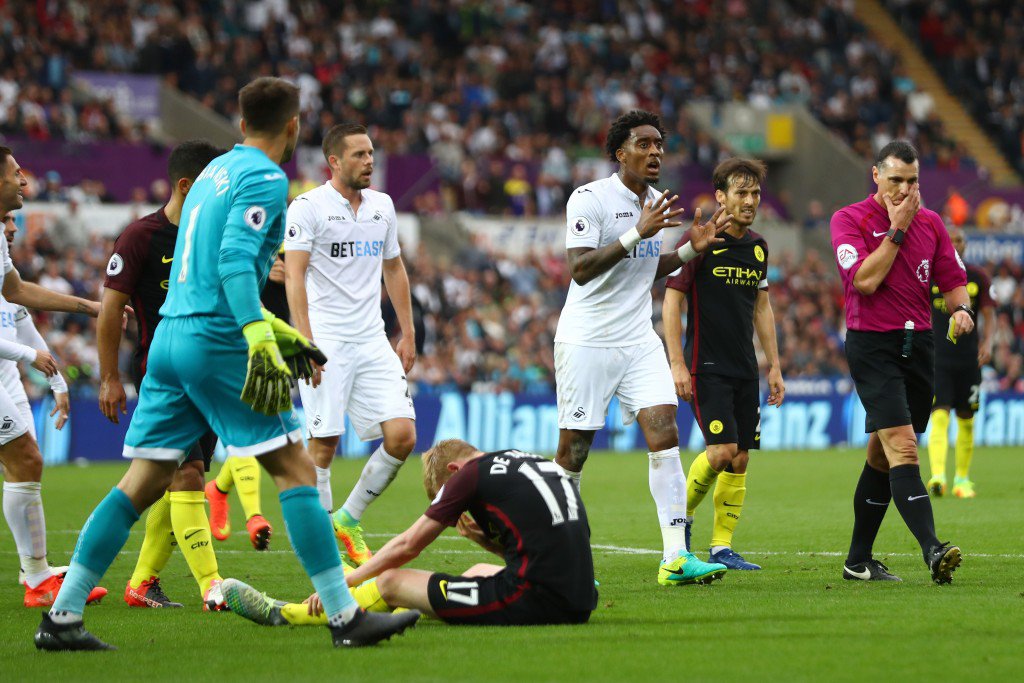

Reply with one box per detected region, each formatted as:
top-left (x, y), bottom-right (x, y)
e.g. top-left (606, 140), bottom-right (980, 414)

top-left (882, 184), bottom-right (921, 232)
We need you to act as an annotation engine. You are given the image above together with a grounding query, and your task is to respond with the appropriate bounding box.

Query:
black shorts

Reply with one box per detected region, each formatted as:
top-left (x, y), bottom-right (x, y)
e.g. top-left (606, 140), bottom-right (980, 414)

top-left (691, 373), bottom-right (761, 451)
top-left (426, 571), bottom-right (591, 626)
top-left (933, 358), bottom-right (982, 414)
top-left (845, 329), bottom-right (934, 433)
top-left (132, 370), bottom-right (216, 471)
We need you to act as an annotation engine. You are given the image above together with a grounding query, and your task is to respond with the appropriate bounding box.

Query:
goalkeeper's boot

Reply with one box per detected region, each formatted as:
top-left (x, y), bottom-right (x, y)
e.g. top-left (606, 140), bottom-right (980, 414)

top-left (203, 578), bottom-right (230, 612)
top-left (842, 558), bottom-right (901, 581)
top-left (25, 573), bottom-right (107, 608)
top-left (658, 550), bottom-right (727, 586)
top-left (246, 514), bottom-right (272, 551)
top-left (332, 512), bottom-right (373, 566)
top-left (124, 576), bottom-right (183, 608)
top-left (927, 542), bottom-right (962, 585)
top-left (709, 547), bottom-right (762, 570)
top-left (221, 578), bottom-right (288, 626)
top-left (35, 613), bottom-right (115, 651)
top-left (927, 475), bottom-right (947, 497)
top-left (205, 481), bottom-right (231, 541)
top-left (952, 477), bottom-right (976, 499)
top-left (330, 608), bottom-right (421, 648)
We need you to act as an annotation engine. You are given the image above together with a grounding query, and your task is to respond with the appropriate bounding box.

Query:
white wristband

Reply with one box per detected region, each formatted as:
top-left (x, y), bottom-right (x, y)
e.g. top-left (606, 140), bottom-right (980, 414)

top-left (676, 242), bottom-right (698, 263)
top-left (618, 227), bottom-right (642, 252)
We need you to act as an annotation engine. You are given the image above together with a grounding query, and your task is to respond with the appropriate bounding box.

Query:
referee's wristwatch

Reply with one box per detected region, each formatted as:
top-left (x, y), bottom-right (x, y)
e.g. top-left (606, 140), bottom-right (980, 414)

top-left (886, 227), bottom-right (906, 245)
top-left (954, 303), bottom-right (975, 320)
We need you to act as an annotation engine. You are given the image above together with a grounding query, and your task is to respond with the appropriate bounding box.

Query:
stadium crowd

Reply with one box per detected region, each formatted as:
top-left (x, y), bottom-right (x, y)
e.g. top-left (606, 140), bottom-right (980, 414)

top-left (886, 0), bottom-right (1024, 176)
top-left (9, 220), bottom-right (1024, 400)
top-left (2, 0), bottom-right (979, 216)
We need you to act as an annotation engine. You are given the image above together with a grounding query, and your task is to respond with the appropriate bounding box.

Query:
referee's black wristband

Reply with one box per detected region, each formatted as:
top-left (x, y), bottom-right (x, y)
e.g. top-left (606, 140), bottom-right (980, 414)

top-left (954, 303), bottom-right (975, 320)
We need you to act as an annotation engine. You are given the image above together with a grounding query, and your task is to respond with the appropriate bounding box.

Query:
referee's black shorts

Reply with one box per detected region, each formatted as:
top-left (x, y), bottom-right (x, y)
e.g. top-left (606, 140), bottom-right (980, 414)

top-left (845, 329), bottom-right (934, 433)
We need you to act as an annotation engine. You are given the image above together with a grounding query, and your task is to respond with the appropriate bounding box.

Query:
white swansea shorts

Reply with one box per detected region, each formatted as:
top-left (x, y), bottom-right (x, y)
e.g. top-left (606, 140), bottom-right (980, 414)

top-left (297, 335), bottom-right (416, 441)
top-left (0, 381), bottom-right (31, 445)
top-left (555, 334), bottom-right (677, 430)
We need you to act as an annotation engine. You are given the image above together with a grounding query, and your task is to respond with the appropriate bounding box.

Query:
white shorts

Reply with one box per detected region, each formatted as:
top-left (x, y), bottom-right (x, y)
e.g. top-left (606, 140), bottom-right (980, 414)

top-left (297, 336), bottom-right (416, 441)
top-left (555, 335), bottom-right (677, 430)
top-left (0, 382), bottom-right (31, 446)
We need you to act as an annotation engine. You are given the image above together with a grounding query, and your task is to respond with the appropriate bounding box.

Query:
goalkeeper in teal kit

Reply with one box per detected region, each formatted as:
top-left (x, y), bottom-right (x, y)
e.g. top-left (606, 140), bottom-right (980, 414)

top-left (34, 78), bottom-right (419, 651)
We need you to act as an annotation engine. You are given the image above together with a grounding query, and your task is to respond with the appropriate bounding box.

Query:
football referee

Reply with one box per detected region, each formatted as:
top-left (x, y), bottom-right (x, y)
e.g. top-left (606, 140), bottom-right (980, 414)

top-left (830, 141), bottom-right (973, 585)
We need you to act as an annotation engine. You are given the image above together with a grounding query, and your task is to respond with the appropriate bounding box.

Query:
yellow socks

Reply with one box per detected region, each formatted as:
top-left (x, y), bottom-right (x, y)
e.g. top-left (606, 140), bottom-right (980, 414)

top-left (129, 491), bottom-right (174, 589)
top-left (169, 490), bottom-right (221, 595)
top-left (711, 471), bottom-right (746, 549)
top-left (686, 451), bottom-right (719, 516)
top-left (229, 457), bottom-right (263, 519)
top-left (214, 461), bottom-right (234, 493)
top-left (280, 580), bottom-right (389, 626)
top-left (928, 409), bottom-right (950, 481)
top-left (955, 416), bottom-right (975, 479)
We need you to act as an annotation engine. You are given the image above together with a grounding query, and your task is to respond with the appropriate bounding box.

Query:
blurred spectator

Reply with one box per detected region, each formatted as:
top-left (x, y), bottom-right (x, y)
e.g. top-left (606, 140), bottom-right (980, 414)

top-left (36, 171), bottom-right (66, 202)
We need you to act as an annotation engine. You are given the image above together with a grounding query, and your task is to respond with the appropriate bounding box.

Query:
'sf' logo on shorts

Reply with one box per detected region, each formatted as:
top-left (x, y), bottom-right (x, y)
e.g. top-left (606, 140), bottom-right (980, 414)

top-left (572, 406), bottom-right (587, 421)
top-left (0, 415), bottom-right (12, 433)
top-left (312, 415), bottom-right (322, 428)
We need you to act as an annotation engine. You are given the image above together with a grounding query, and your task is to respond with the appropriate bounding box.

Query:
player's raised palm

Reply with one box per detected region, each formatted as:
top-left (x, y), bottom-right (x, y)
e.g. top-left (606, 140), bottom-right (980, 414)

top-left (637, 189), bottom-right (685, 238)
top-left (687, 206), bottom-right (732, 253)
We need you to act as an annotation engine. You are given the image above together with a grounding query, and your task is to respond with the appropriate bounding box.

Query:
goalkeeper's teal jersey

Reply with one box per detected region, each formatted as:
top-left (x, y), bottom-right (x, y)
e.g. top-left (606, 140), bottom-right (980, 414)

top-left (161, 144), bottom-right (288, 326)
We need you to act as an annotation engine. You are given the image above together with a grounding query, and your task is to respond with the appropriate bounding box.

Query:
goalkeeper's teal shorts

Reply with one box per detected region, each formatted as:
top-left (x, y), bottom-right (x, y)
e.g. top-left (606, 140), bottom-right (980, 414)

top-left (124, 316), bottom-right (302, 463)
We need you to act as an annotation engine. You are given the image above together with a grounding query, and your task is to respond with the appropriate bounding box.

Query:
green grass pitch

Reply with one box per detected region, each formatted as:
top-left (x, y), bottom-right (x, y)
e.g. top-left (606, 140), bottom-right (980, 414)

top-left (2, 448), bottom-right (1022, 681)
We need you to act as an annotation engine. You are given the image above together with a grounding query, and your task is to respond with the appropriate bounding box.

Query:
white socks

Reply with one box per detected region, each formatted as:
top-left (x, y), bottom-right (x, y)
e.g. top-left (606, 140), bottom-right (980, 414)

top-left (341, 445), bottom-right (404, 521)
top-left (3, 481), bottom-right (51, 588)
top-left (315, 466), bottom-right (333, 512)
top-left (648, 447), bottom-right (688, 560)
top-left (556, 463), bottom-right (582, 490)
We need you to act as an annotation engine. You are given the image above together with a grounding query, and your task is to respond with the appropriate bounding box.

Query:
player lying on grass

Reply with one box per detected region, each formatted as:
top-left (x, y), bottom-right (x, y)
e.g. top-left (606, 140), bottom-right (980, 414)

top-left (224, 439), bottom-right (597, 626)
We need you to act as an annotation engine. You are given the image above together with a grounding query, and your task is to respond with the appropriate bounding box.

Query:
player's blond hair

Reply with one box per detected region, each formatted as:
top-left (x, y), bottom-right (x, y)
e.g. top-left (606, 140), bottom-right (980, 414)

top-left (422, 439), bottom-right (478, 499)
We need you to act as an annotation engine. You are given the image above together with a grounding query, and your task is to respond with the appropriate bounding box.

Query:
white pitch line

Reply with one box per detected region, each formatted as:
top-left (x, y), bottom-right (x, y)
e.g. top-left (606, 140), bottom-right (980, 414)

top-left (12, 532), bottom-right (1024, 560)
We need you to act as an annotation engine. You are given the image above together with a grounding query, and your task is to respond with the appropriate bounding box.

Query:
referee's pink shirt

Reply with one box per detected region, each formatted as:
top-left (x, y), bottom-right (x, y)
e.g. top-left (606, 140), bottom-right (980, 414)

top-left (830, 196), bottom-right (966, 332)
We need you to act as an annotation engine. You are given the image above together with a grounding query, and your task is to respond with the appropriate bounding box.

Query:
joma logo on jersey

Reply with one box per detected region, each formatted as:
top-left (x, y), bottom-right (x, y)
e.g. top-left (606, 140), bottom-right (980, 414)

top-left (615, 211), bottom-right (634, 219)
top-left (327, 215), bottom-right (344, 221)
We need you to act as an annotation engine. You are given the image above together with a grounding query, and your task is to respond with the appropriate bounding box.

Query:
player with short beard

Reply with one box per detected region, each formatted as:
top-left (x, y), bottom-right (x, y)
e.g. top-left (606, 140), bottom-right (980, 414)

top-left (552, 110), bottom-right (732, 586)
top-left (663, 158), bottom-right (785, 571)
top-left (283, 123), bottom-right (417, 567)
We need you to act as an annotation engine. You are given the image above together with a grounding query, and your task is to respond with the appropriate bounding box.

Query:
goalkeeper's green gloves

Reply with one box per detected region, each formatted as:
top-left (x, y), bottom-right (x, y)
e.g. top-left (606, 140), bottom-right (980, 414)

top-left (261, 309), bottom-right (328, 381)
top-left (240, 320), bottom-right (293, 416)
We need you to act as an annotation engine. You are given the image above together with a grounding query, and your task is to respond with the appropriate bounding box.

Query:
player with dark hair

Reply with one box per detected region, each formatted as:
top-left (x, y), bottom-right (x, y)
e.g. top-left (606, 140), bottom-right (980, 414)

top-left (552, 109), bottom-right (733, 586)
top-left (35, 77), bottom-right (418, 651)
top-left (926, 228), bottom-right (995, 498)
top-left (98, 139), bottom-right (255, 611)
top-left (830, 140), bottom-right (972, 584)
top-left (284, 122), bottom-right (416, 565)
top-left (222, 438), bottom-right (597, 627)
top-left (663, 157), bottom-right (785, 571)
top-left (0, 146), bottom-right (109, 608)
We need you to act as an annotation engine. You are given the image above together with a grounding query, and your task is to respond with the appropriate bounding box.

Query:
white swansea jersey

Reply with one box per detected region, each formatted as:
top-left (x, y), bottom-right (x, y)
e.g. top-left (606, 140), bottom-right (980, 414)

top-left (284, 182), bottom-right (401, 342)
top-left (554, 174), bottom-right (665, 347)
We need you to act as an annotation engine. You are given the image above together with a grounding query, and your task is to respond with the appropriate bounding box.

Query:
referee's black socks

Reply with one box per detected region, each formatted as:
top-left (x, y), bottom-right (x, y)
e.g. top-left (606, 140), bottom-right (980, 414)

top-left (889, 464), bottom-right (940, 557)
top-left (847, 462), bottom-right (891, 565)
